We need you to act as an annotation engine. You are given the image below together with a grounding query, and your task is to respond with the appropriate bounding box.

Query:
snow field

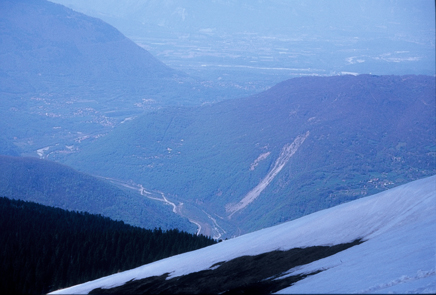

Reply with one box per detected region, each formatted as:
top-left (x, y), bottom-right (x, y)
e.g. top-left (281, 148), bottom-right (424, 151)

top-left (51, 175), bottom-right (436, 294)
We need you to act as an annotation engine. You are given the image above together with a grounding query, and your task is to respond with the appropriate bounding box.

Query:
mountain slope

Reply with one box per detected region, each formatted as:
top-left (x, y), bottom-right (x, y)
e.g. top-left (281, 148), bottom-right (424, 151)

top-left (50, 175), bottom-right (436, 294)
top-left (0, 0), bottom-right (225, 159)
top-left (0, 0), bottom-right (198, 115)
top-left (57, 74), bottom-right (436, 238)
top-left (0, 197), bottom-right (216, 294)
top-left (0, 155), bottom-right (195, 232)
top-left (0, 0), bottom-right (178, 94)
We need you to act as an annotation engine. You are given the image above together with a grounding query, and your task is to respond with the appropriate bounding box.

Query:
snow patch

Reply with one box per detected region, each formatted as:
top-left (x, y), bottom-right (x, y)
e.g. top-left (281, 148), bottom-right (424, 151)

top-left (120, 117), bottom-right (134, 124)
top-left (249, 151), bottom-right (271, 170)
top-left (50, 175), bottom-right (436, 295)
top-left (226, 131), bottom-right (309, 217)
top-left (355, 269), bottom-right (436, 294)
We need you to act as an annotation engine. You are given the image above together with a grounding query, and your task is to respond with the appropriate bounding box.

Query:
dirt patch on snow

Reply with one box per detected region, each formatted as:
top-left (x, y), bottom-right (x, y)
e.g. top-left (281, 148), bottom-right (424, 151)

top-left (90, 238), bottom-right (363, 294)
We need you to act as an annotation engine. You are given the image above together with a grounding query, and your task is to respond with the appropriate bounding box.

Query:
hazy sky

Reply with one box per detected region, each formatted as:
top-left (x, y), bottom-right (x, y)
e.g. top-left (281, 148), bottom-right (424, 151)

top-left (49, 0), bottom-right (435, 82)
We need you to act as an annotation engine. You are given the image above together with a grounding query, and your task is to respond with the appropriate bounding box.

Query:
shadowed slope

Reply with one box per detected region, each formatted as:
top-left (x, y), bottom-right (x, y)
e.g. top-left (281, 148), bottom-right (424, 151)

top-left (58, 74), bottom-right (436, 237)
top-left (0, 155), bottom-right (195, 231)
top-left (89, 239), bottom-right (363, 294)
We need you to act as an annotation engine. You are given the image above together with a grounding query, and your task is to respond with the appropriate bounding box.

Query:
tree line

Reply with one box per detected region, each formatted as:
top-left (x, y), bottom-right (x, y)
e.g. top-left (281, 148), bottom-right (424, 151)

top-left (0, 196), bottom-right (216, 294)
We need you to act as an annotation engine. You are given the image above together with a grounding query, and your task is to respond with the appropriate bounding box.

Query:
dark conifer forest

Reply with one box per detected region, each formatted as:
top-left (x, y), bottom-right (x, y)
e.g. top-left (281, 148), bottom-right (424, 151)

top-left (0, 197), bottom-right (216, 294)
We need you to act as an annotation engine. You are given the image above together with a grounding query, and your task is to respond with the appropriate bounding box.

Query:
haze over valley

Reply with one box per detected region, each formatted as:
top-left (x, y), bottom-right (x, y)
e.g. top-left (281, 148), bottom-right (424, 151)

top-left (0, 0), bottom-right (435, 293)
top-left (51, 0), bottom-right (436, 93)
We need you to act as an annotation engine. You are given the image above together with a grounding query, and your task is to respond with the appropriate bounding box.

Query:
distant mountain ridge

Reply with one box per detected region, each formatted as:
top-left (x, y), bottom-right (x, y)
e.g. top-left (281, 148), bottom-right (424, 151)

top-left (0, 0), bottom-right (178, 91)
top-left (51, 0), bottom-right (435, 38)
top-left (0, 0), bottom-right (230, 160)
top-left (56, 74), bottom-right (436, 238)
top-left (49, 0), bottom-right (435, 90)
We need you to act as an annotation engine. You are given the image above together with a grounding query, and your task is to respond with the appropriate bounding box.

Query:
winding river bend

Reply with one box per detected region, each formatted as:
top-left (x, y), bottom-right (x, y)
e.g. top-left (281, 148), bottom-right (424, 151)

top-left (97, 176), bottom-right (225, 239)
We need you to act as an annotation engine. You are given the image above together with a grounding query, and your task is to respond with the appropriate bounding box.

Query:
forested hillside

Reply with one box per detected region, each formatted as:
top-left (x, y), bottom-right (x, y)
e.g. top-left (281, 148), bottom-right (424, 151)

top-left (57, 74), bottom-right (436, 237)
top-left (0, 197), bottom-right (216, 294)
top-left (0, 155), bottom-right (196, 232)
